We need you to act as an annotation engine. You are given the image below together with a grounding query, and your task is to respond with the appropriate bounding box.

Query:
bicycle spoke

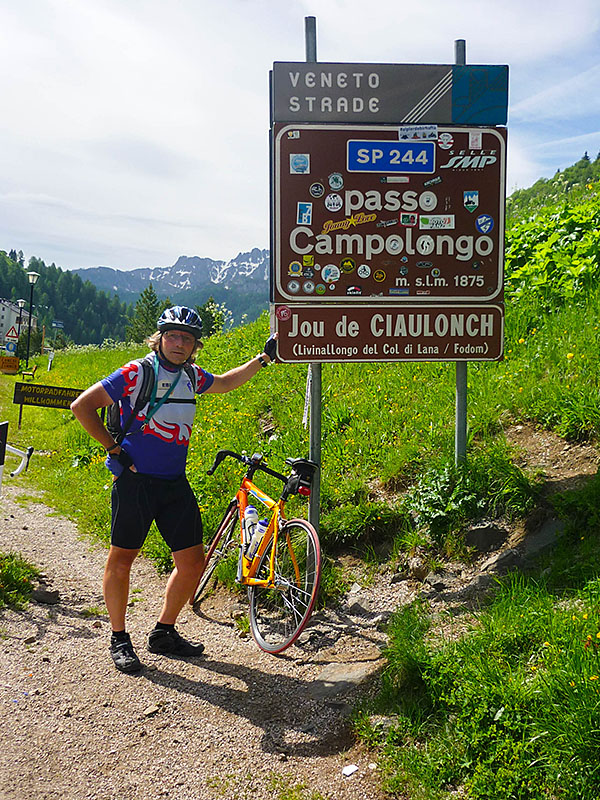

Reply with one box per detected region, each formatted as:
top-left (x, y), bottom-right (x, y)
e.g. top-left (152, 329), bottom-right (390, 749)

top-left (190, 507), bottom-right (238, 606)
top-left (248, 519), bottom-right (321, 654)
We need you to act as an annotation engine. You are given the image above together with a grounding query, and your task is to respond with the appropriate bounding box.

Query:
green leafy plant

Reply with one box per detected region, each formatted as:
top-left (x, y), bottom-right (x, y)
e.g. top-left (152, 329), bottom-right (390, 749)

top-left (0, 552), bottom-right (40, 609)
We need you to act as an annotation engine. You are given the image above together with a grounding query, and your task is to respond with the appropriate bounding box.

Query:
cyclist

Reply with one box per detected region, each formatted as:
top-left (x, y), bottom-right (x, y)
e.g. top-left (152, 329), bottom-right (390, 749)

top-left (70, 305), bottom-right (276, 673)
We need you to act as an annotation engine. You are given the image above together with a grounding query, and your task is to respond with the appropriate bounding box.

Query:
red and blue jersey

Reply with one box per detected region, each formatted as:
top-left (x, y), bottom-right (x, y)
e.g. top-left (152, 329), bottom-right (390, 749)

top-left (101, 354), bottom-right (214, 479)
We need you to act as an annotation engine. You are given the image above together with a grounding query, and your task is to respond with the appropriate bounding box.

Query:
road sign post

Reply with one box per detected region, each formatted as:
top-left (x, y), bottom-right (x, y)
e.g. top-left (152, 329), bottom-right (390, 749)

top-left (270, 19), bottom-right (508, 514)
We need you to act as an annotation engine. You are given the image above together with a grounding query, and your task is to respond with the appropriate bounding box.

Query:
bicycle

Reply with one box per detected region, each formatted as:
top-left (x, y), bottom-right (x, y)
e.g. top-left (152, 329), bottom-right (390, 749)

top-left (190, 450), bottom-right (321, 655)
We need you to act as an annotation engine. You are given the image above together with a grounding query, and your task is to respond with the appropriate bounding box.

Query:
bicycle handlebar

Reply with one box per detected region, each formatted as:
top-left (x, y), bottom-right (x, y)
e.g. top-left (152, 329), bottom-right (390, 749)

top-left (207, 449), bottom-right (288, 484)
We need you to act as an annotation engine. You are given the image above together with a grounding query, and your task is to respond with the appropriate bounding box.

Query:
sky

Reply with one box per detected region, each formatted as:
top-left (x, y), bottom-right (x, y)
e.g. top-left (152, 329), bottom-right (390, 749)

top-left (1, 0), bottom-right (599, 272)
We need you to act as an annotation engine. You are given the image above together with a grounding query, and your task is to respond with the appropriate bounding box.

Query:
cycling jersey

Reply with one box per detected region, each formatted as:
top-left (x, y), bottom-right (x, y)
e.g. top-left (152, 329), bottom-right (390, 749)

top-left (101, 353), bottom-right (214, 479)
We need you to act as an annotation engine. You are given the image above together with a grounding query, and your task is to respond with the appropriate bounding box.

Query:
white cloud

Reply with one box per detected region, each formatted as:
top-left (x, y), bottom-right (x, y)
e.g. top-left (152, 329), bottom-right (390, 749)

top-left (0, 0), bottom-right (599, 269)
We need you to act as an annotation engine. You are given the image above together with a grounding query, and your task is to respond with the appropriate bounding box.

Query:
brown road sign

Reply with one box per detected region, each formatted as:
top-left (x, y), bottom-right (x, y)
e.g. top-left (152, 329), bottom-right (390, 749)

top-left (272, 124), bottom-right (506, 305)
top-left (274, 303), bottom-right (504, 363)
top-left (13, 382), bottom-right (82, 410)
top-left (0, 356), bottom-right (19, 374)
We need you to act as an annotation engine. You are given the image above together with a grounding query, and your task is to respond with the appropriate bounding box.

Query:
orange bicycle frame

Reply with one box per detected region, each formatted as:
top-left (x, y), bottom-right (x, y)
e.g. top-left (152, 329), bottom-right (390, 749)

top-left (236, 475), bottom-right (301, 588)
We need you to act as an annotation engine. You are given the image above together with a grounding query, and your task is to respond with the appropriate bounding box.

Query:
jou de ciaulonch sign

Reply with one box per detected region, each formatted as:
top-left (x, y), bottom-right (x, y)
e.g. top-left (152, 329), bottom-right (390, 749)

top-left (274, 304), bottom-right (503, 363)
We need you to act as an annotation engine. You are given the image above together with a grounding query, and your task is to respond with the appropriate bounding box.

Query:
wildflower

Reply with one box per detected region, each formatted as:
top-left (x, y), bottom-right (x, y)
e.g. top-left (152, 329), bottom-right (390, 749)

top-left (543, 641), bottom-right (550, 647)
top-left (584, 614), bottom-right (589, 620)
top-left (567, 353), bottom-right (574, 360)
top-left (518, 338), bottom-right (525, 344)
top-left (597, 633), bottom-right (600, 639)
top-left (590, 676), bottom-right (599, 681)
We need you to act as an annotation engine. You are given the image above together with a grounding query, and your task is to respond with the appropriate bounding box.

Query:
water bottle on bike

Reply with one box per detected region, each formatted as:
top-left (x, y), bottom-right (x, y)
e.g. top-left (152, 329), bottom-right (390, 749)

top-left (247, 519), bottom-right (268, 561)
top-left (243, 505), bottom-right (258, 552)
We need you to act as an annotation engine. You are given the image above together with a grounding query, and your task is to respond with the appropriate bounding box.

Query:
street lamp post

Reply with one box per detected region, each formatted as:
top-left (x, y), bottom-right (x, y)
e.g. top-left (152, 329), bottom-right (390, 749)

top-left (16, 298), bottom-right (26, 338)
top-left (25, 272), bottom-right (40, 369)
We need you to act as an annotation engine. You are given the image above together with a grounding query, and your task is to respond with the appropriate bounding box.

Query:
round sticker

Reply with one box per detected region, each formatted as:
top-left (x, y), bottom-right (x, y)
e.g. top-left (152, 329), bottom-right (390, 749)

top-left (438, 132), bottom-right (454, 150)
top-left (302, 281), bottom-right (315, 294)
top-left (328, 172), bottom-right (344, 190)
top-left (432, 268), bottom-right (441, 278)
top-left (387, 236), bottom-right (402, 253)
top-left (276, 306), bottom-right (291, 321)
top-left (357, 264), bottom-right (371, 279)
top-left (302, 267), bottom-right (314, 278)
top-left (290, 154), bottom-right (309, 173)
top-left (322, 264), bottom-right (341, 283)
top-left (419, 192), bottom-right (438, 212)
top-left (309, 182), bottom-right (325, 198)
top-left (475, 214), bottom-right (494, 234)
top-left (288, 261), bottom-right (302, 276)
top-left (315, 283), bottom-right (326, 295)
top-left (324, 193), bottom-right (343, 213)
top-left (416, 235), bottom-right (435, 256)
top-left (340, 257), bottom-right (355, 273)
top-left (287, 280), bottom-right (301, 294)
top-left (373, 270), bottom-right (386, 283)
top-left (399, 265), bottom-right (408, 276)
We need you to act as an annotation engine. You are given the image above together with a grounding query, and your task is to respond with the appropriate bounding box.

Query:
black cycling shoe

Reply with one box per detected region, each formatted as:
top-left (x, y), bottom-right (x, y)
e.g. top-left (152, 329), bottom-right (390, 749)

top-left (110, 634), bottom-right (142, 673)
top-left (147, 627), bottom-right (205, 657)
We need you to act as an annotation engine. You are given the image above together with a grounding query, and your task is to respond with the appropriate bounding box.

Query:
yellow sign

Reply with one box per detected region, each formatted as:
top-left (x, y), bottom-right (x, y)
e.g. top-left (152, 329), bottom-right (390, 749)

top-left (0, 356), bottom-right (19, 374)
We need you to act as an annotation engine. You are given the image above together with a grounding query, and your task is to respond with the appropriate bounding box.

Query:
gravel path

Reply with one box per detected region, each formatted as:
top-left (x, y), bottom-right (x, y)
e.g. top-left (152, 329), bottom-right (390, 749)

top-left (0, 484), bottom-right (404, 800)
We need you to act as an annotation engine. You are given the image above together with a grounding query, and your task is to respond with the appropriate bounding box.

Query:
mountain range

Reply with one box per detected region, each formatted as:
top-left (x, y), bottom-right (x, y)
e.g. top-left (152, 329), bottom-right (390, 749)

top-left (73, 248), bottom-right (270, 322)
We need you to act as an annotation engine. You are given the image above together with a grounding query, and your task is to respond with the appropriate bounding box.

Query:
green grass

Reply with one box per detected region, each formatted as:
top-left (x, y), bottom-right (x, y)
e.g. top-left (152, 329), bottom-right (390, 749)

top-left (356, 476), bottom-right (600, 800)
top-left (0, 552), bottom-right (40, 609)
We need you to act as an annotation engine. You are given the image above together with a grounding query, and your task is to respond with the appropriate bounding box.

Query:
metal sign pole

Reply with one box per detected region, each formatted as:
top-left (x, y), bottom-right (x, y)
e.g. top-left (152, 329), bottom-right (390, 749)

top-left (0, 421), bottom-right (8, 495)
top-left (305, 16), bottom-right (321, 533)
top-left (454, 38), bottom-right (468, 464)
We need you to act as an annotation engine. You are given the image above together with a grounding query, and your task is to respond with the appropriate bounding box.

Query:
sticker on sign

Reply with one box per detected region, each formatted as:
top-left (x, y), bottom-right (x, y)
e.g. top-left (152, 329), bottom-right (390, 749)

top-left (347, 140), bottom-right (435, 173)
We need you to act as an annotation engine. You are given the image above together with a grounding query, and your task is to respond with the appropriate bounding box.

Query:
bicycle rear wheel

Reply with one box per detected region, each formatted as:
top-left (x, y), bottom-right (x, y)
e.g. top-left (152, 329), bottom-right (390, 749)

top-left (190, 507), bottom-right (238, 605)
top-left (248, 519), bottom-right (321, 654)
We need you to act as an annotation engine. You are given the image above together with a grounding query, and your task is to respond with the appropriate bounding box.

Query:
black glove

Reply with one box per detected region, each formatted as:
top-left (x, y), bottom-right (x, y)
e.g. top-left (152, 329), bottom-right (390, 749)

top-left (117, 449), bottom-right (134, 469)
top-left (264, 334), bottom-right (277, 361)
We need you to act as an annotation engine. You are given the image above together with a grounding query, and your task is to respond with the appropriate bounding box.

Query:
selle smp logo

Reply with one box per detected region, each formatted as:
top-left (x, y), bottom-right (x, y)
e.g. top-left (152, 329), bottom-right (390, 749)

top-left (440, 151), bottom-right (497, 170)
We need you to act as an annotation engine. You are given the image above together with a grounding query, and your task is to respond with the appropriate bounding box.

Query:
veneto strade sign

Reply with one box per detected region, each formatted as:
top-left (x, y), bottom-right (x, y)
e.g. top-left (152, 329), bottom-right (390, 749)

top-left (271, 63), bottom-right (509, 125)
top-left (273, 124), bottom-right (506, 304)
top-left (275, 304), bottom-right (503, 363)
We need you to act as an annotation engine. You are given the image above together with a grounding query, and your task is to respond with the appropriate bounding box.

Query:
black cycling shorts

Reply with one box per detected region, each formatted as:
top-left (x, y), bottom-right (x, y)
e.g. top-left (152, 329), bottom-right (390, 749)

top-left (110, 469), bottom-right (203, 552)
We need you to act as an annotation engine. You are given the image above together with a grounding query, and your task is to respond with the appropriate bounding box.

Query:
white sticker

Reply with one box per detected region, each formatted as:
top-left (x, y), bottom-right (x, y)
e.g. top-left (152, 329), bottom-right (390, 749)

top-left (322, 264), bottom-right (341, 283)
top-left (324, 193), bottom-right (343, 212)
top-left (469, 131), bottom-right (483, 149)
top-left (398, 124), bottom-right (438, 140)
top-left (419, 215), bottom-right (455, 230)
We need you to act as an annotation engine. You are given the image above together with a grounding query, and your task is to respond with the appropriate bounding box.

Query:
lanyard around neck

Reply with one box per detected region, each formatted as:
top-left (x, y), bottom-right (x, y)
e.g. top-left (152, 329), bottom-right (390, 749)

top-left (144, 354), bottom-right (182, 424)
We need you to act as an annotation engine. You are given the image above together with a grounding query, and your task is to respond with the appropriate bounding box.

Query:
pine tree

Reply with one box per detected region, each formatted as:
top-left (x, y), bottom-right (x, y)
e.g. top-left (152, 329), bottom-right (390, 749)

top-left (125, 283), bottom-right (162, 342)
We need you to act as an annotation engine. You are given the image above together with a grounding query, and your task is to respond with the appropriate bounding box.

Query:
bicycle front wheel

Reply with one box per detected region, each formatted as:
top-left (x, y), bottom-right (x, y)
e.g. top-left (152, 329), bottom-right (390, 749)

top-left (248, 519), bottom-right (321, 654)
top-left (190, 507), bottom-right (238, 606)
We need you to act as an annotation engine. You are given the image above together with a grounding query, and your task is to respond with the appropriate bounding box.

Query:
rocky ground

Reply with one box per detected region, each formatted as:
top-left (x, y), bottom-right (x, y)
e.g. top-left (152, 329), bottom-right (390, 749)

top-left (0, 423), bottom-right (597, 800)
